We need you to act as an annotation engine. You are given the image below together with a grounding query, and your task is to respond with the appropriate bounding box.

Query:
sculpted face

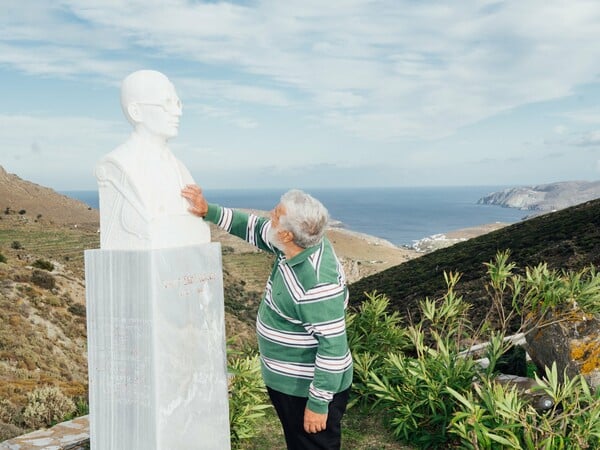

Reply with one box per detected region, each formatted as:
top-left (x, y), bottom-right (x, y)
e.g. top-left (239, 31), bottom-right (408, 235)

top-left (121, 70), bottom-right (183, 140)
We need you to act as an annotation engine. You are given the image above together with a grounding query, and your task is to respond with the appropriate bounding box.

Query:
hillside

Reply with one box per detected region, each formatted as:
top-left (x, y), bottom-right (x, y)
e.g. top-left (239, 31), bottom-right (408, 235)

top-left (349, 198), bottom-right (600, 329)
top-left (0, 166), bottom-right (98, 226)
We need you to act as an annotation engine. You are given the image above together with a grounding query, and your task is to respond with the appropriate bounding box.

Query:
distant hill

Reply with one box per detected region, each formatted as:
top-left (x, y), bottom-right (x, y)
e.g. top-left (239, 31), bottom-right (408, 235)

top-left (349, 198), bottom-right (600, 329)
top-left (0, 166), bottom-right (98, 225)
top-left (478, 180), bottom-right (600, 211)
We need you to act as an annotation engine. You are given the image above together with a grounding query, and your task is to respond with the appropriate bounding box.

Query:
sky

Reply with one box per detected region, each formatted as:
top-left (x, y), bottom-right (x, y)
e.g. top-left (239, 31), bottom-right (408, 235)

top-left (1, 0), bottom-right (600, 191)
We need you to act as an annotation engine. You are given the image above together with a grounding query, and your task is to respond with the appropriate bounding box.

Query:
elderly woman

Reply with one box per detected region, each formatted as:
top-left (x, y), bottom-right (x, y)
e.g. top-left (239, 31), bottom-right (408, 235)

top-left (182, 185), bottom-right (353, 450)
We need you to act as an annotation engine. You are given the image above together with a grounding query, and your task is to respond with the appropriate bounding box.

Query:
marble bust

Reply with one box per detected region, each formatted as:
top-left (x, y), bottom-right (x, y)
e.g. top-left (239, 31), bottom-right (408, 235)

top-left (96, 69), bottom-right (210, 249)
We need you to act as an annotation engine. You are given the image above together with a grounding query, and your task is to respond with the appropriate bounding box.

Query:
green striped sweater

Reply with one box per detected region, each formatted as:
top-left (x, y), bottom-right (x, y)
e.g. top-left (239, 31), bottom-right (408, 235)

top-left (205, 204), bottom-right (353, 413)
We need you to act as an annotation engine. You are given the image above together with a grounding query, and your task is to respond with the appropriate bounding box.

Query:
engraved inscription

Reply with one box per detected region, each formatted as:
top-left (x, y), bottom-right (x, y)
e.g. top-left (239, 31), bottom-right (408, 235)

top-left (162, 272), bottom-right (217, 298)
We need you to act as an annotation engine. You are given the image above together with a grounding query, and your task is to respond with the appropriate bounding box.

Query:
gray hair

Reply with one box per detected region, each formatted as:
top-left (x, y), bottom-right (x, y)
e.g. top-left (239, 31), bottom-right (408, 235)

top-left (279, 189), bottom-right (329, 248)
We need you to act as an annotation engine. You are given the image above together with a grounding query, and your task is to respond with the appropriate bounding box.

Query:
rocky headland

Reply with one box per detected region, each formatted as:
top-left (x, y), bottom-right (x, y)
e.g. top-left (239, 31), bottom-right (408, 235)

top-left (478, 180), bottom-right (600, 211)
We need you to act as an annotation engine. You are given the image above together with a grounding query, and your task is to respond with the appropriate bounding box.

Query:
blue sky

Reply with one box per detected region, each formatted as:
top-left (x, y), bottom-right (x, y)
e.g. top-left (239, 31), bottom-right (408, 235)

top-left (1, 0), bottom-right (600, 190)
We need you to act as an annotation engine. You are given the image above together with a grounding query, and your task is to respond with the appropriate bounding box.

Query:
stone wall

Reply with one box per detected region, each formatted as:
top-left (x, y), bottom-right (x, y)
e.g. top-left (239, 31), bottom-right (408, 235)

top-left (0, 416), bottom-right (89, 449)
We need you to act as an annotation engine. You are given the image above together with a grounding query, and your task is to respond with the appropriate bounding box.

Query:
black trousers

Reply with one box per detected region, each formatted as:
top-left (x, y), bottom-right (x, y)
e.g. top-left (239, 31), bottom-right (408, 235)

top-left (267, 387), bottom-right (350, 450)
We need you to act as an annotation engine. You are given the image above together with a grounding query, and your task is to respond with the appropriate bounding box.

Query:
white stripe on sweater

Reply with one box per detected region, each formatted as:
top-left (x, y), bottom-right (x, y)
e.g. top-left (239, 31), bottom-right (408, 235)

top-left (260, 221), bottom-right (275, 251)
top-left (309, 384), bottom-right (334, 402)
top-left (303, 318), bottom-right (346, 338)
top-left (217, 207), bottom-right (234, 232)
top-left (308, 243), bottom-right (323, 276)
top-left (262, 282), bottom-right (303, 325)
top-left (279, 263), bottom-right (345, 304)
top-left (261, 356), bottom-right (314, 380)
top-left (246, 214), bottom-right (259, 246)
top-left (257, 318), bottom-right (318, 348)
top-left (315, 351), bottom-right (353, 373)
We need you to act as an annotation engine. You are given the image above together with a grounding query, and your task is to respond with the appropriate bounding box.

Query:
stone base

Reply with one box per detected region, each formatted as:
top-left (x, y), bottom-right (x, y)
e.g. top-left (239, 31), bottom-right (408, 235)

top-left (85, 244), bottom-right (230, 449)
top-left (0, 416), bottom-right (89, 450)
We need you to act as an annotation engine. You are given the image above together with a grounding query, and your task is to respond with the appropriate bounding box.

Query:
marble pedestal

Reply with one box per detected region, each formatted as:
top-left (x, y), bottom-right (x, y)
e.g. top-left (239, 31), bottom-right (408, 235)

top-left (85, 244), bottom-right (230, 449)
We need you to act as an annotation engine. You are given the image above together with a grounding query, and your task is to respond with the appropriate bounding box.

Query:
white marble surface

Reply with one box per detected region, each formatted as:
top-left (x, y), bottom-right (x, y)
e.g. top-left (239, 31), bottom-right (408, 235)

top-left (85, 244), bottom-right (230, 449)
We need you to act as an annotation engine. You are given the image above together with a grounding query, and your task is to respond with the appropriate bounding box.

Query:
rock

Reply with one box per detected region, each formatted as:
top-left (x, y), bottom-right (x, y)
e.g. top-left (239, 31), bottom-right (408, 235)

top-left (525, 312), bottom-right (600, 389)
top-left (478, 180), bottom-right (600, 211)
top-left (494, 374), bottom-right (554, 411)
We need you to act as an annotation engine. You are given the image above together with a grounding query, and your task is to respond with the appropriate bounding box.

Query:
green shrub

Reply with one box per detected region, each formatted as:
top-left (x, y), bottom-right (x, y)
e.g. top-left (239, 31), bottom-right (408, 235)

top-left (228, 355), bottom-right (271, 448)
top-left (367, 320), bottom-right (479, 446)
top-left (32, 259), bottom-right (54, 271)
top-left (351, 253), bottom-right (600, 449)
top-left (63, 396), bottom-right (89, 421)
top-left (68, 303), bottom-right (86, 317)
top-left (30, 270), bottom-right (56, 290)
top-left (518, 263), bottom-right (600, 317)
top-left (346, 292), bottom-right (410, 408)
top-left (0, 253), bottom-right (6, 264)
top-left (347, 291), bottom-right (410, 355)
top-left (18, 210), bottom-right (26, 215)
top-left (22, 386), bottom-right (76, 429)
top-left (10, 241), bottom-right (22, 250)
top-left (448, 363), bottom-right (600, 449)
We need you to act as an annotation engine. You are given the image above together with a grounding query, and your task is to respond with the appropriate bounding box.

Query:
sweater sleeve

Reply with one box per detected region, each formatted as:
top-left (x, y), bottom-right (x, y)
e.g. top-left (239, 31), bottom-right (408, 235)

top-left (298, 283), bottom-right (352, 414)
top-left (204, 203), bottom-right (275, 253)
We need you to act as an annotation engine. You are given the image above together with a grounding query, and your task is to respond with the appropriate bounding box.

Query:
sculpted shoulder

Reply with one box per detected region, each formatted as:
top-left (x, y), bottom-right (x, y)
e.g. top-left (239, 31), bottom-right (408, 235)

top-left (95, 140), bottom-right (139, 181)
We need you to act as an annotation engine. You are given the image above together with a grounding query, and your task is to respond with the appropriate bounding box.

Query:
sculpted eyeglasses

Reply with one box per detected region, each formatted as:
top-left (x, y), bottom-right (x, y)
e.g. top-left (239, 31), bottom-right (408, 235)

top-left (137, 97), bottom-right (182, 113)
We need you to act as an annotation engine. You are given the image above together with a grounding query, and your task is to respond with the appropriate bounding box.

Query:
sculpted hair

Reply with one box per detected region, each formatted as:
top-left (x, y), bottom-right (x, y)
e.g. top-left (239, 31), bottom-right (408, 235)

top-left (279, 189), bottom-right (329, 248)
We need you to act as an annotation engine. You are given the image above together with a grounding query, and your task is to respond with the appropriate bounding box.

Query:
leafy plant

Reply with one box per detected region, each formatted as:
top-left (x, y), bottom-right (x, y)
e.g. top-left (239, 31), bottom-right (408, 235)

top-left (63, 396), bottom-right (89, 421)
top-left (448, 362), bottom-right (600, 449)
top-left (22, 386), bottom-right (76, 429)
top-left (359, 278), bottom-right (480, 448)
top-left (346, 292), bottom-right (410, 408)
top-left (518, 263), bottom-right (600, 318)
top-left (228, 355), bottom-right (271, 448)
top-left (349, 253), bottom-right (600, 449)
top-left (0, 252), bottom-right (6, 263)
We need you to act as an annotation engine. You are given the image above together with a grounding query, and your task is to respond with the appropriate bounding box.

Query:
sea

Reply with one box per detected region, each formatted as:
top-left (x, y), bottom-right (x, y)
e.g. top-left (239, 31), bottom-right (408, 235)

top-left (61, 186), bottom-right (525, 248)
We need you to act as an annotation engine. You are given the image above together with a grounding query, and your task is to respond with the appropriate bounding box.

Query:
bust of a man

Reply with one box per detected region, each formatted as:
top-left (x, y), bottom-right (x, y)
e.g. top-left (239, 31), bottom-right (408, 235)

top-left (96, 69), bottom-right (210, 249)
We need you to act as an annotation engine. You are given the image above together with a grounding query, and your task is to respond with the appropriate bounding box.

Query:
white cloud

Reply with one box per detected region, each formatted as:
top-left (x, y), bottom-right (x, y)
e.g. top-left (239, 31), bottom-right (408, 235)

top-left (3, 0), bottom-right (600, 143)
top-left (0, 114), bottom-right (128, 188)
top-left (560, 109), bottom-right (600, 125)
top-left (554, 125), bottom-right (567, 134)
top-left (185, 104), bottom-right (258, 129)
top-left (177, 78), bottom-right (290, 107)
top-left (571, 130), bottom-right (600, 147)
